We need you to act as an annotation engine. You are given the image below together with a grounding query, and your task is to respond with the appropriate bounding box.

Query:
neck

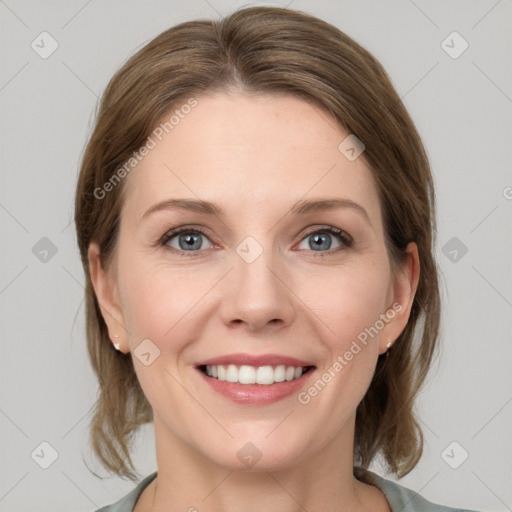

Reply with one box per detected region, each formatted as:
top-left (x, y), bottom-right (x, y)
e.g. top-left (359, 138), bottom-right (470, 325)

top-left (139, 416), bottom-right (389, 512)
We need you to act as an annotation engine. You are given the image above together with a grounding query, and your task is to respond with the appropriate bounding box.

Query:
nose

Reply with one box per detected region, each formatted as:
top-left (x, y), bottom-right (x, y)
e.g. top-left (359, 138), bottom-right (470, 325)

top-left (219, 244), bottom-right (296, 334)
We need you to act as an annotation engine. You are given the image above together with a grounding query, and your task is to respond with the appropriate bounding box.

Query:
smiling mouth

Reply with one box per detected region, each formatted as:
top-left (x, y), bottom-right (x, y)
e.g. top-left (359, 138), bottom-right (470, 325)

top-left (198, 364), bottom-right (315, 385)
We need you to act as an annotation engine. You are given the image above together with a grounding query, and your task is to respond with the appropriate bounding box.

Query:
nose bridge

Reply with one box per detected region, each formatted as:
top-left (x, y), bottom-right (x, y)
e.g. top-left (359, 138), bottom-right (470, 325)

top-left (222, 234), bottom-right (294, 330)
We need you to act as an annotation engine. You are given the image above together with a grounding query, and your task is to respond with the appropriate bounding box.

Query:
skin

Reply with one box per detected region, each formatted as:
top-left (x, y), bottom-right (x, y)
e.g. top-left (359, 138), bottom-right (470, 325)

top-left (89, 91), bottom-right (420, 512)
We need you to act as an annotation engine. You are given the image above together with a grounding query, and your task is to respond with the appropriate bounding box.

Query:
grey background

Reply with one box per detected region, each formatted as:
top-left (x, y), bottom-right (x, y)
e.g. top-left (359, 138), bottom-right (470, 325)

top-left (1, 0), bottom-right (511, 510)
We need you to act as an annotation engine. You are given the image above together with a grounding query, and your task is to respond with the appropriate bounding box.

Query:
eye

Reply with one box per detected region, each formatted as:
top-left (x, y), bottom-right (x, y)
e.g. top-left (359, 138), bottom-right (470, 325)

top-left (296, 226), bottom-right (352, 254)
top-left (161, 227), bottom-right (214, 254)
top-left (159, 225), bottom-right (353, 257)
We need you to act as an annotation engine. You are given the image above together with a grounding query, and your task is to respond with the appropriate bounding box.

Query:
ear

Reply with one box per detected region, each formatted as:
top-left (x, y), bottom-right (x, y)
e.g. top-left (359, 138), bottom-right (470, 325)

top-left (379, 242), bottom-right (420, 354)
top-left (88, 242), bottom-right (129, 353)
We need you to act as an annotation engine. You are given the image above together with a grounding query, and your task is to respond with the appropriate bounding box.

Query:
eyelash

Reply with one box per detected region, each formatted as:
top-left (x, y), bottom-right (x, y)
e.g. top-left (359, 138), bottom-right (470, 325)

top-left (158, 225), bottom-right (353, 258)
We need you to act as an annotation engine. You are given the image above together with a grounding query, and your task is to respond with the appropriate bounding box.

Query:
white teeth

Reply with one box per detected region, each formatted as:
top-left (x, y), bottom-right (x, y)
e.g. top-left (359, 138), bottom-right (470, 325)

top-left (226, 364), bottom-right (239, 383)
top-left (256, 366), bottom-right (274, 385)
top-left (274, 365), bottom-right (286, 383)
top-left (203, 364), bottom-right (307, 385)
top-left (285, 366), bottom-right (295, 381)
top-left (239, 365), bottom-right (256, 384)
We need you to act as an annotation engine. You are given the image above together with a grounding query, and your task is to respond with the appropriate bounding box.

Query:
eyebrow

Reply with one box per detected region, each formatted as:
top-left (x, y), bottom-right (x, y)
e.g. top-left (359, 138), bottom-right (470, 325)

top-left (141, 197), bottom-right (371, 225)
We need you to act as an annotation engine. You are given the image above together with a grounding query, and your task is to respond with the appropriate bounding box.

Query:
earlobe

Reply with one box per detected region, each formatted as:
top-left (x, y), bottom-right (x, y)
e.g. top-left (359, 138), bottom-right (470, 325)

top-left (88, 242), bottom-right (127, 351)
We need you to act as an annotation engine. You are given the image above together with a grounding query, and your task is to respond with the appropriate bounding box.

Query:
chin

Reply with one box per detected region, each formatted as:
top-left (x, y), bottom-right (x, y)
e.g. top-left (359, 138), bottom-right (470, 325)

top-left (199, 433), bottom-right (311, 473)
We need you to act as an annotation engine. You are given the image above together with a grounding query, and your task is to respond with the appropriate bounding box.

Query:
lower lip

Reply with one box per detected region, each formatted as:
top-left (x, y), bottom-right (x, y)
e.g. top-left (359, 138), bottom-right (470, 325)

top-left (197, 368), bottom-right (315, 405)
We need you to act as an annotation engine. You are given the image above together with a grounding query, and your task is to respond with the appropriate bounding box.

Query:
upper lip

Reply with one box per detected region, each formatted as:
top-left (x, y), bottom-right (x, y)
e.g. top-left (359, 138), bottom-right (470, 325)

top-left (195, 353), bottom-right (315, 368)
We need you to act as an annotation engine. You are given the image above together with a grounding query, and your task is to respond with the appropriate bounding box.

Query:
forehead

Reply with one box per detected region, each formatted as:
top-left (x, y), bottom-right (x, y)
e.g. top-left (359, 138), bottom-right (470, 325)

top-left (121, 92), bottom-right (381, 223)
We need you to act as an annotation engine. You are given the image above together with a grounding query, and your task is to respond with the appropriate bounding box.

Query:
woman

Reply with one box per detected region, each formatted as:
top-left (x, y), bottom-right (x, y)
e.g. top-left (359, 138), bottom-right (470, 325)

top-left (75, 6), bottom-right (477, 512)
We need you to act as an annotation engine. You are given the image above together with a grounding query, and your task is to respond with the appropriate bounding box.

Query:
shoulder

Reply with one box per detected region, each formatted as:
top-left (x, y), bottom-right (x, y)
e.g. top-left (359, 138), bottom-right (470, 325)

top-left (361, 470), bottom-right (480, 512)
top-left (93, 472), bottom-right (157, 512)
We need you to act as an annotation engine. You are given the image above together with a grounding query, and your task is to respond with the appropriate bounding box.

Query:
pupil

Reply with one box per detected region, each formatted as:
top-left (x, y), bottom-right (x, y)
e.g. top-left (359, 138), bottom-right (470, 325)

top-left (180, 233), bottom-right (201, 250)
top-left (311, 233), bottom-right (331, 251)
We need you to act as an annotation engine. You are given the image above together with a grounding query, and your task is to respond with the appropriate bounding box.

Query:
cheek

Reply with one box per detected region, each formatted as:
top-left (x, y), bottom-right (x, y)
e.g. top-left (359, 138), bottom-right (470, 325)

top-left (117, 254), bottom-right (221, 352)
top-left (292, 264), bottom-right (389, 425)
top-left (298, 259), bottom-right (390, 348)
top-left (294, 259), bottom-right (390, 407)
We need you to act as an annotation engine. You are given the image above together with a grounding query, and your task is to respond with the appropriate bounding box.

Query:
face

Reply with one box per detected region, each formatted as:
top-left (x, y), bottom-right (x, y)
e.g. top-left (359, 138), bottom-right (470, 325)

top-left (89, 91), bottom-right (418, 472)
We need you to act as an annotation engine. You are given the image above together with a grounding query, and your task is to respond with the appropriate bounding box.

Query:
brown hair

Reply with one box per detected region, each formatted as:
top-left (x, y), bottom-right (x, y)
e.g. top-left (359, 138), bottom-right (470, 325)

top-left (75, 6), bottom-right (440, 481)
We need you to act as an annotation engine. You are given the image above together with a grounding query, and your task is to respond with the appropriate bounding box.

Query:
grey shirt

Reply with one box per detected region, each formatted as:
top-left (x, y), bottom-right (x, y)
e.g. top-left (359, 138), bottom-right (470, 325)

top-left (94, 471), bottom-right (478, 512)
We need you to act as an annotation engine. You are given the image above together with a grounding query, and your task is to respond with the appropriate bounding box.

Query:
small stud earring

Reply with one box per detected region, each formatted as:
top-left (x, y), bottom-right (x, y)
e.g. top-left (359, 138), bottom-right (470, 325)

top-left (112, 334), bottom-right (121, 351)
top-left (386, 340), bottom-right (392, 349)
